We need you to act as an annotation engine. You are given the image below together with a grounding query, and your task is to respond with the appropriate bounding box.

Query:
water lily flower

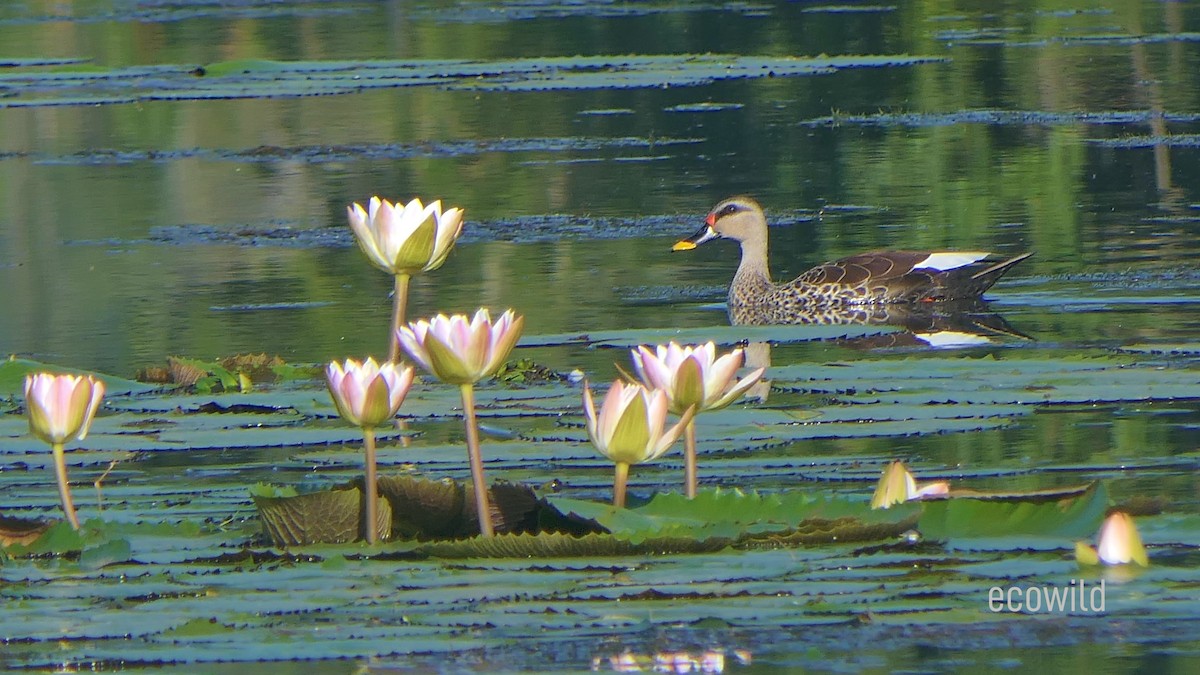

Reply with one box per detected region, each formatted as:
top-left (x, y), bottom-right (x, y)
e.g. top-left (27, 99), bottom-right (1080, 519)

top-left (399, 308), bottom-right (524, 536)
top-left (870, 460), bottom-right (950, 509)
top-left (593, 649), bottom-right (743, 673)
top-left (583, 380), bottom-right (695, 507)
top-left (326, 357), bottom-right (415, 544)
top-left (399, 309), bottom-right (524, 385)
top-left (23, 372), bottom-right (106, 530)
top-left (347, 196), bottom-right (465, 362)
top-left (630, 342), bottom-right (765, 498)
top-left (1075, 511), bottom-right (1149, 567)
top-left (326, 357), bottom-right (415, 429)
top-left (347, 196), bottom-right (464, 277)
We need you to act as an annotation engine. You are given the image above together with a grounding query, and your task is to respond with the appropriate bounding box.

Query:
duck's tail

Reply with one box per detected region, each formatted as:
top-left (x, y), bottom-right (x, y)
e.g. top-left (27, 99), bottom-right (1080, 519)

top-left (968, 252), bottom-right (1033, 292)
top-left (916, 251), bottom-right (1032, 302)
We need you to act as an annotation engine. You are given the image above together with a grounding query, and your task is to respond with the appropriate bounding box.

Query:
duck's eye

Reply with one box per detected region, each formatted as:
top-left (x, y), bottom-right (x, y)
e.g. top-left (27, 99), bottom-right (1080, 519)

top-left (720, 204), bottom-right (740, 216)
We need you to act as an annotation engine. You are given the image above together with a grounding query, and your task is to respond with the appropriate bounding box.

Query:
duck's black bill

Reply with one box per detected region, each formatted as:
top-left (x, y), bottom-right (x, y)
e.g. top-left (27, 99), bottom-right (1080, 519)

top-left (672, 224), bottom-right (717, 251)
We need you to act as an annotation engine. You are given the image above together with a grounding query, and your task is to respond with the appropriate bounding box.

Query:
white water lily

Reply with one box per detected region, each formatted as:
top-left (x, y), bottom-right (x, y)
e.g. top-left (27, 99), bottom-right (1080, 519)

top-left (325, 357), bottom-right (415, 544)
top-left (346, 195), bottom-right (465, 362)
top-left (399, 308), bottom-right (524, 385)
top-left (398, 308), bottom-right (525, 536)
top-left (630, 342), bottom-right (764, 498)
top-left (326, 357), bottom-right (415, 430)
top-left (631, 342), bottom-right (764, 415)
top-left (1076, 511), bottom-right (1149, 567)
top-left (24, 372), bottom-right (107, 530)
top-left (870, 460), bottom-right (950, 509)
top-left (347, 196), bottom-right (464, 276)
top-left (583, 379), bottom-right (695, 507)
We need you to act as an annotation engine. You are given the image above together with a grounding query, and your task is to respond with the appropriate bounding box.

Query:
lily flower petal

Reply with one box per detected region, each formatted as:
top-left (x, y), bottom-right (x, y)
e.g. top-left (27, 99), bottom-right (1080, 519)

top-left (345, 196), bottom-right (466, 276)
top-left (870, 460), bottom-right (918, 509)
top-left (1094, 512), bottom-right (1150, 567)
top-left (582, 380), bottom-right (694, 467)
top-left (400, 309), bottom-right (524, 385)
top-left (24, 373), bottom-right (106, 446)
top-left (325, 357), bottom-right (414, 429)
top-left (628, 341), bottom-right (764, 415)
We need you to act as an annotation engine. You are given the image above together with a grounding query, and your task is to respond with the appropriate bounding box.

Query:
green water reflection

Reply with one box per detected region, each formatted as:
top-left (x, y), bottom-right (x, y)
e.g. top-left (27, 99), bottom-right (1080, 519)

top-left (2, 3), bottom-right (1199, 372)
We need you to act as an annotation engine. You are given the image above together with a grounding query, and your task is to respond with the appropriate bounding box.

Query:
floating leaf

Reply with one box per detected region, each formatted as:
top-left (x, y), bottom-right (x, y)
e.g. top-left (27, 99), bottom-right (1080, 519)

top-left (771, 354), bottom-right (1200, 406)
top-left (248, 483), bottom-right (298, 499)
top-left (544, 488), bottom-right (920, 546)
top-left (0, 514), bottom-right (54, 547)
top-left (918, 482), bottom-right (1109, 541)
top-left (254, 485), bottom-right (391, 546)
top-left (4, 520), bottom-right (87, 555)
top-left (378, 476), bottom-right (540, 539)
top-left (0, 359), bottom-right (155, 396)
top-left (79, 538), bottom-right (133, 570)
top-left (0, 54), bottom-right (944, 108)
top-left (414, 531), bottom-right (725, 558)
top-left (160, 617), bottom-right (240, 639)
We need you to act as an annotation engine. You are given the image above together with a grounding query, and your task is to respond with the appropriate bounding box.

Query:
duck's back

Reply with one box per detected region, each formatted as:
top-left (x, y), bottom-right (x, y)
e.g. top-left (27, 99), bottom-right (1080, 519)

top-left (735, 251), bottom-right (1031, 318)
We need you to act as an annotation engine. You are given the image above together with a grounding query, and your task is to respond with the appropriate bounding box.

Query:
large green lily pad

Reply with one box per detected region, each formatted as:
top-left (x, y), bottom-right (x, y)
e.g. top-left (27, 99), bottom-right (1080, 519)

top-left (0, 358), bottom-right (156, 396)
top-left (544, 488), bottom-right (921, 546)
top-left (0, 54), bottom-right (946, 108)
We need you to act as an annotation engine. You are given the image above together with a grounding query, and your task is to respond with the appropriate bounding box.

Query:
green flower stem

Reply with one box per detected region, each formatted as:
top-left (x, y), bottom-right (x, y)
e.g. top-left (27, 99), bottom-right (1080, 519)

top-left (613, 462), bottom-right (630, 508)
top-left (684, 418), bottom-right (698, 499)
top-left (459, 383), bottom-right (495, 537)
top-left (362, 427), bottom-right (379, 544)
top-left (51, 443), bottom-right (80, 530)
top-left (388, 273), bottom-right (411, 363)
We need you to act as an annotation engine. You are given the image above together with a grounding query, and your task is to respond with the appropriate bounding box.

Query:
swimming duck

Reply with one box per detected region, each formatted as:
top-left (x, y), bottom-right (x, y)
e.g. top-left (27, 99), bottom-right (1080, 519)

top-left (673, 196), bottom-right (1032, 325)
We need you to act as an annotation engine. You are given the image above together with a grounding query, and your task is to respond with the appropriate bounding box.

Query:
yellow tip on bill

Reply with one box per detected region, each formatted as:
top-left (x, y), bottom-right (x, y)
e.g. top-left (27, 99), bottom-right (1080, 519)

top-left (672, 240), bottom-right (697, 251)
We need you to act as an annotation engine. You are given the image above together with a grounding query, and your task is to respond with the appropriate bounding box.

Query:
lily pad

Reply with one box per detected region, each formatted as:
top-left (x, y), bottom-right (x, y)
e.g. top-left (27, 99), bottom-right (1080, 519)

top-left (253, 484), bottom-right (391, 546)
top-left (0, 54), bottom-right (945, 108)
top-left (380, 477), bottom-right (541, 539)
top-left (0, 358), bottom-right (156, 396)
top-left (0, 513), bottom-right (54, 547)
top-left (918, 482), bottom-right (1109, 543)
top-left (414, 531), bottom-right (727, 558)
top-left (544, 488), bottom-right (921, 545)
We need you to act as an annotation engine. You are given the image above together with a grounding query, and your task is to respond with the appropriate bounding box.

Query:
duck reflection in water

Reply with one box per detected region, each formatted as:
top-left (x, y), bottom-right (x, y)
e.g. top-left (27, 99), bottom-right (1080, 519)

top-left (674, 197), bottom-right (1033, 400)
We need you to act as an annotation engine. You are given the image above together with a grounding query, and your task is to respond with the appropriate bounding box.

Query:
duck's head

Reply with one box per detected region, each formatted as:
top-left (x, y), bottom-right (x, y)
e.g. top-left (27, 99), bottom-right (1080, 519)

top-left (672, 196), bottom-right (766, 251)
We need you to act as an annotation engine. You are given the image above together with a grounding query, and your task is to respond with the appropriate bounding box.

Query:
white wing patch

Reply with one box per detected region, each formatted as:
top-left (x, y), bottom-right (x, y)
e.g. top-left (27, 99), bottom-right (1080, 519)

top-left (913, 251), bottom-right (990, 272)
top-left (914, 331), bottom-right (993, 348)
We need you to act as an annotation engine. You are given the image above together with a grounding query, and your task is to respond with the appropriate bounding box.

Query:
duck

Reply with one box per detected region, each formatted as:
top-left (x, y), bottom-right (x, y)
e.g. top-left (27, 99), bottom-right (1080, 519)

top-left (673, 196), bottom-right (1032, 326)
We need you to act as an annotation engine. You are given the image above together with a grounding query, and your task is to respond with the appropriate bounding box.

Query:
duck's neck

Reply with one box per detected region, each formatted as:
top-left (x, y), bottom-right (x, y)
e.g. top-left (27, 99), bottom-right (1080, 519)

top-left (730, 238), bottom-right (775, 303)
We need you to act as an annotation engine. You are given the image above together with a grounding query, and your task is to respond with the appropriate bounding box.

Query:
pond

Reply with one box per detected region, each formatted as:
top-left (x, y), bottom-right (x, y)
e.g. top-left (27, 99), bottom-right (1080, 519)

top-left (1, 1), bottom-right (1199, 672)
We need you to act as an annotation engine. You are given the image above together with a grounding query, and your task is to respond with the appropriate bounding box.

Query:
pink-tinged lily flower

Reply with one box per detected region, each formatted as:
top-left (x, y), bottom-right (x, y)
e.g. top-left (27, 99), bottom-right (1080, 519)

top-left (870, 460), bottom-right (950, 509)
top-left (1076, 511), bottom-right (1149, 567)
top-left (631, 342), bottom-right (764, 414)
top-left (583, 380), bottom-right (696, 507)
top-left (325, 357), bottom-right (415, 544)
top-left (399, 309), bottom-right (524, 386)
top-left (346, 196), bottom-right (465, 362)
top-left (347, 196), bottom-right (464, 277)
top-left (326, 357), bottom-right (415, 430)
top-left (23, 372), bottom-right (106, 530)
top-left (398, 308), bottom-right (525, 537)
top-left (630, 342), bottom-right (764, 498)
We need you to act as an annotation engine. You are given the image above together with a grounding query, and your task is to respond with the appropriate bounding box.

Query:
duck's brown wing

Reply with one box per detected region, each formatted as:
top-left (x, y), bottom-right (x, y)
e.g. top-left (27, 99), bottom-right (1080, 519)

top-left (799, 252), bottom-right (937, 281)
top-left (787, 251), bottom-right (940, 303)
top-left (788, 251), bottom-right (1032, 304)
